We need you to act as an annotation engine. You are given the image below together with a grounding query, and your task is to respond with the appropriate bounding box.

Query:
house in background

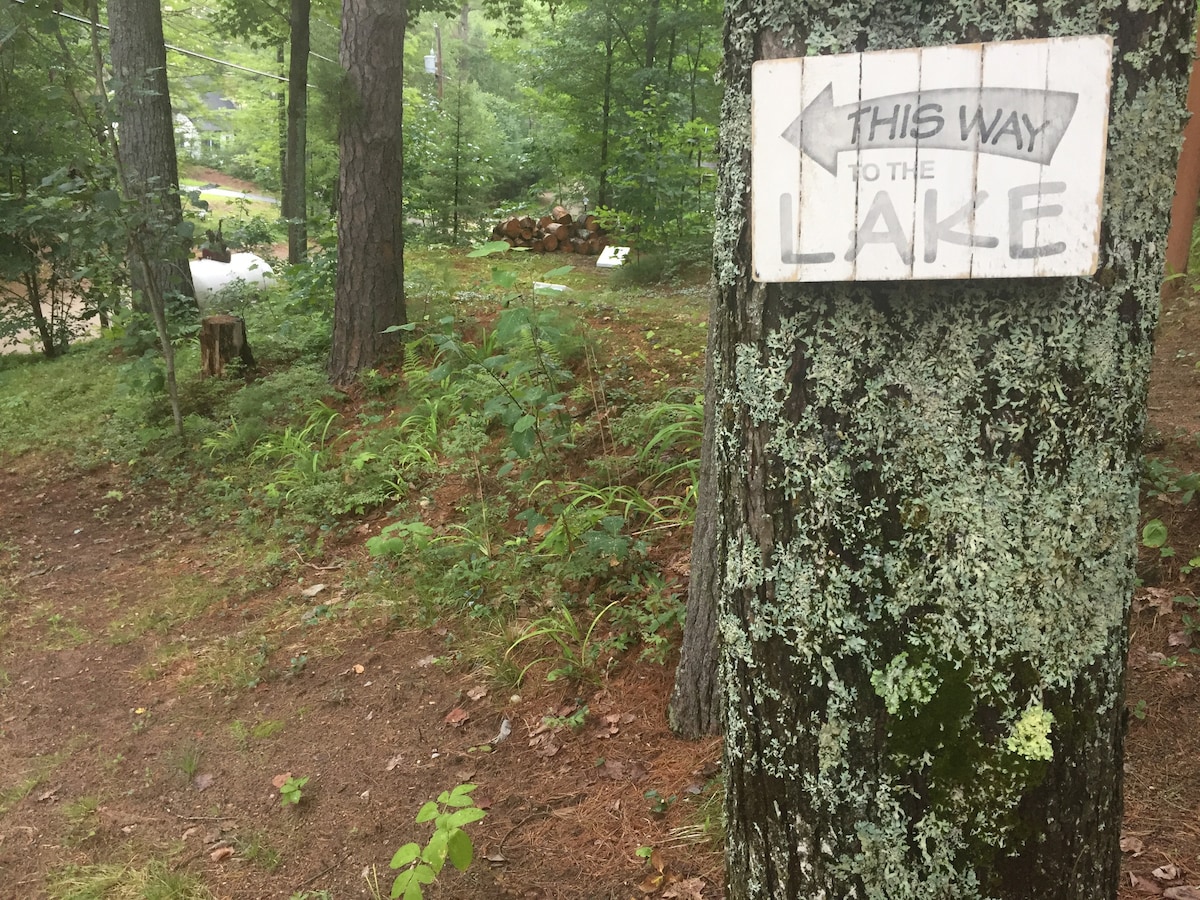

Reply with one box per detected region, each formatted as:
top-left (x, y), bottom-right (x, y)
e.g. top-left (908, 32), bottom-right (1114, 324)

top-left (175, 91), bottom-right (237, 162)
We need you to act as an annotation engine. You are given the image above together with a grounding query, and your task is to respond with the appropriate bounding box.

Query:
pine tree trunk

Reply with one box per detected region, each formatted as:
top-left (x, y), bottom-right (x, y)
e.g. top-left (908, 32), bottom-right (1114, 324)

top-left (714, 4), bottom-right (1196, 898)
top-left (285, 0), bottom-right (309, 265)
top-left (328, 0), bottom-right (406, 388)
top-left (107, 0), bottom-right (195, 314)
top-left (668, 289), bottom-right (722, 738)
top-left (1165, 28), bottom-right (1200, 277)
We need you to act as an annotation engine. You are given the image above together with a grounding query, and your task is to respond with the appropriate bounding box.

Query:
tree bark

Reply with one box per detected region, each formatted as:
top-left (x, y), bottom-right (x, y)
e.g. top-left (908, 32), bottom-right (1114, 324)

top-left (285, 0), bottom-right (310, 265)
top-left (714, 4), bottom-right (1195, 899)
top-left (668, 287), bottom-right (722, 738)
top-left (597, 21), bottom-right (614, 209)
top-left (328, 0), bottom-right (406, 388)
top-left (107, 0), bottom-right (195, 314)
top-left (1165, 27), bottom-right (1200, 277)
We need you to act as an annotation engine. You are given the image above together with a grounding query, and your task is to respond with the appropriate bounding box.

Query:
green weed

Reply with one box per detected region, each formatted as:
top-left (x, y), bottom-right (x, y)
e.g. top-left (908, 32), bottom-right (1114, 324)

top-left (278, 774), bottom-right (309, 806)
top-left (388, 783), bottom-right (486, 900)
top-left (506, 599), bottom-right (622, 684)
top-left (235, 830), bottom-right (282, 870)
top-left (169, 741), bottom-right (203, 780)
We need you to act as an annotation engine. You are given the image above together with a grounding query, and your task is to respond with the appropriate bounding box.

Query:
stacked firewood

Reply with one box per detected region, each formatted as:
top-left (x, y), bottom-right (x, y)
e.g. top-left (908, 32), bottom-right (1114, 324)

top-left (490, 207), bottom-right (609, 254)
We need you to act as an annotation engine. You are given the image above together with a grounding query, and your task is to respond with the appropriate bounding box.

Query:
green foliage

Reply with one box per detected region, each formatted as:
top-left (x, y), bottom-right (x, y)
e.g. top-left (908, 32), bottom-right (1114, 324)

top-left (506, 599), bottom-right (622, 684)
top-left (607, 93), bottom-right (718, 267)
top-left (278, 774), bottom-right (309, 806)
top-left (1143, 456), bottom-right (1200, 504)
top-left (389, 784), bottom-right (486, 900)
top-left (418, 298), bottom-right (582, 466)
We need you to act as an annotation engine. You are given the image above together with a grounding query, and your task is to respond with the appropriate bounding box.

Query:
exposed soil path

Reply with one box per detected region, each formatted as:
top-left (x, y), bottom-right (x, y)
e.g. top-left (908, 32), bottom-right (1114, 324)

top-left (0, 458), bottom-right (721, 900)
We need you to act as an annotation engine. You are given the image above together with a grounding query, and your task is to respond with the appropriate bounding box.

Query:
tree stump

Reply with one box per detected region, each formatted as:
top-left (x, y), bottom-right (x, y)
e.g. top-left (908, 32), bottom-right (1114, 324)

top-left (200, 315), bottom-right (256, 377)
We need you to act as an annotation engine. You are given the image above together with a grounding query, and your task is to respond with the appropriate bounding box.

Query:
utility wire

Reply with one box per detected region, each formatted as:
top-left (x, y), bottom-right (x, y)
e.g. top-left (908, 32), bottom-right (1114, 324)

top-left (13, 0), bottom-right (330, 83)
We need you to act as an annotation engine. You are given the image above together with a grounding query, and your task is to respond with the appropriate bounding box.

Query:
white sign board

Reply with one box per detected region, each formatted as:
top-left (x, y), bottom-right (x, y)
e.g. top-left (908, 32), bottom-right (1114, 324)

top-left (751, 35), bottom-right (1113, 282)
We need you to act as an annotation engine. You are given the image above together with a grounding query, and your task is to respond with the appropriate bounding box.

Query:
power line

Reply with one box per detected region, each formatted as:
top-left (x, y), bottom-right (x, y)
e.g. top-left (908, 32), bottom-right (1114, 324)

top-left (13, 0), bottom-right (328, 84)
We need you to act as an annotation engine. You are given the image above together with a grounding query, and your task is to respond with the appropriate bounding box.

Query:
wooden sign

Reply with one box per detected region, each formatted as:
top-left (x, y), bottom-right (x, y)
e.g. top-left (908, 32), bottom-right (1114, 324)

top-left (751, 36), bottom-right (1113, 282)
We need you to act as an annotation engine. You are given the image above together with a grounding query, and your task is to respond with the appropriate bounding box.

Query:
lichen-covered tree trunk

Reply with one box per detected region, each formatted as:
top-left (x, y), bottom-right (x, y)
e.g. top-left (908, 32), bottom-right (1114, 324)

top-left (328, 0), bottom-right (405, 388)
top-left (715, 3), bottom-right (1195, 899)
top-left (107, 0), bottom-right (196, 313)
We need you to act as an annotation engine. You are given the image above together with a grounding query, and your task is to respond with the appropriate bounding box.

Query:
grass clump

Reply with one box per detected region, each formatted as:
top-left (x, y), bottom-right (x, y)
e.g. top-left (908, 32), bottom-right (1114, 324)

top-left (47, 860), bottom-right (213, 900)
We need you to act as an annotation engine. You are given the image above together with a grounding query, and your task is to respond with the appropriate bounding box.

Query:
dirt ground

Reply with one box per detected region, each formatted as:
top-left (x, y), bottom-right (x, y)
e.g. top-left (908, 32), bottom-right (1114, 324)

top-left (0, 451), bottom-right (723, 899)
top-left (3, 279), bottom-right (1200, 899)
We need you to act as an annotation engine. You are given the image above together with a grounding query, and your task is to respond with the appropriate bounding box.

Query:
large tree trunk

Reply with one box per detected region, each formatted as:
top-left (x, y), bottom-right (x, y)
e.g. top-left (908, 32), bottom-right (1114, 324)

top-left (328, 0), bottom-right (406, 388)
top-left (715, 4), bottom-right (1195, 899)
top-left (284, 0), bottom-right (310, 265)
top-left (107, 0), bottom-right (195, 313)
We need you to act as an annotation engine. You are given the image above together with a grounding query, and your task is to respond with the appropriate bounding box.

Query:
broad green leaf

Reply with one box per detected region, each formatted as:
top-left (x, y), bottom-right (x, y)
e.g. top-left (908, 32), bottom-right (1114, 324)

top-left (413, 864), bottom-right (436, 885)
top-left (449, 783), bottom-right (478, 800)
top-left (390, 868), bottom-right (413, 899)
top-left (491, 268), bottom-right (519, 289)
top-left (447, 828), bottom-right (474, 871)
top-left (403, 879), bottom-right (423, 900)
top-left (382, 323), bottom-right (416, 333)
top-left (423, 828), bottom-right (448, 873)
top-left (1143, 519), bottom-right (1169, 549)
top-left (513, 414), bottom-right (537, 434)
top-left (415, 801), bottom-right (439, 823)
top-left (446, 806), bottom-right (486, 828)
top-left (390, 842), bottom-right (421, 869)
top-left (95, 190), bottom-right (121, 210)
top-left (175, 220), bottom-right (195, 239)
top-left (467, 240), bottom-right (512, 257)
top-left (542, 265), bottom-right (573, 279)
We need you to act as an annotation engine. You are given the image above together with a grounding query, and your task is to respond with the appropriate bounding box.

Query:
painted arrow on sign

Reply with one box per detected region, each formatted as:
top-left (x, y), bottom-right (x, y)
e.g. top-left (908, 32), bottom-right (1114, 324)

top-left (782, 83), bottom-right (1080, 175)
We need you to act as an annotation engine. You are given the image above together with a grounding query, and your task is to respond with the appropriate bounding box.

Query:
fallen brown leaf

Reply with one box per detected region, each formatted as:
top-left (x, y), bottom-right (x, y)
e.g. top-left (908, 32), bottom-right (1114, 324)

top-left (1164, 888), bottom-right (1200, 900)
top-left (663, 878), bottom-right (707, 900)
top-left (649, 848), bottom-right (665, 874)
top-left (1131, 873), bottom-right (1164, 895)
top-left (209, 846), bottom-right (234, 862)
top-left (1122, 836), bottom-right (1146, 856)
top-left (270, 772), bottom-right (292, 789)
top-left (444, 707), bottom-right (470, 727)
top-left (467, 685), bottom-right (488, 701)
top-left (637, 873), bottom-right (665, 894)
top-left (1154, 865), bottom-right (1181, 881)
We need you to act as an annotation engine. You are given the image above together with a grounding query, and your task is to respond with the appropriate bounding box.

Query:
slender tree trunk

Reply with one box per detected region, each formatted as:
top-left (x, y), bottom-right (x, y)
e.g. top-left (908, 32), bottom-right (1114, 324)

top-left (452, 83), bottom-right (463, 242)
top-left (1165, 28), bottom-right (1200, 277)
top-left (21, 271), bottom-right (56, 358)
top-left (277, 44), bottom-right (287, 194)
top-left (597, 26), bottom-right (614, 209)
top-left (107, 0), bottom-right (195, 314)
top-left (285, 0), bottom-right (310, 265)
top-left (329, 0), bottom-right (406, 388)
top-left (668, 287), bottom-right (722, 738)
top-left (643, 0), bottom-right (660, 72)
top-left (714, 3), bottom-right (1196, 898)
